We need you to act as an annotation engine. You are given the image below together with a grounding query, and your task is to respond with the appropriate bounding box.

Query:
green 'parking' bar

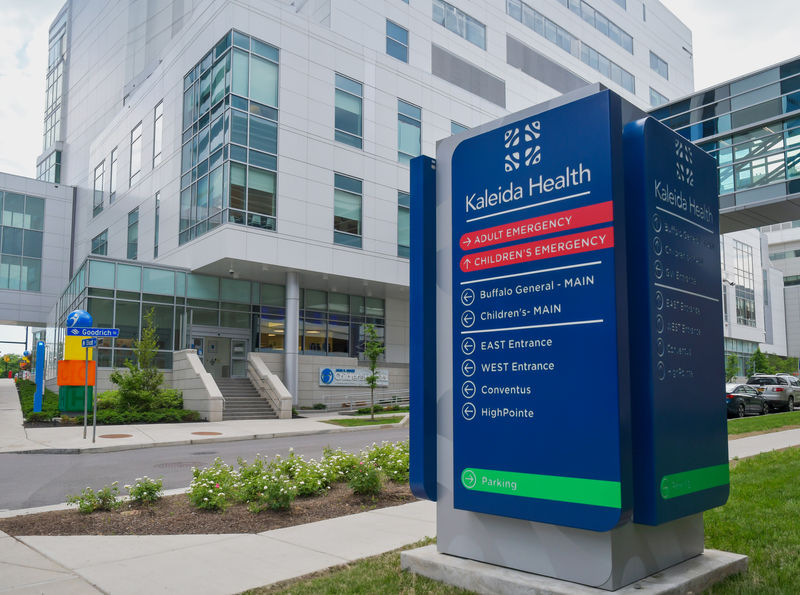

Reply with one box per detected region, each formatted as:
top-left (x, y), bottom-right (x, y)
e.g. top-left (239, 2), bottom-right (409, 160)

top-left (460, 468), bottom-right (621, 508)
top-left (660, 464), bottom-right (729, 499)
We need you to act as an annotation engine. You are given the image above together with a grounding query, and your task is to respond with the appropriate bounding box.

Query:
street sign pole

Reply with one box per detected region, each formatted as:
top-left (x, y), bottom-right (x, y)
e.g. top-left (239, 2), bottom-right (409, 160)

top-left (83, 347), bottom-right (88, 439)
top-left (92, 344), bottom-right (98, 443)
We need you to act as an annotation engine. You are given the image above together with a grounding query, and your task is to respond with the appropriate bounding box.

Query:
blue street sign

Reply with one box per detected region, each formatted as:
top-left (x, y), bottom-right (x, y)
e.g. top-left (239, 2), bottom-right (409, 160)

top-left (624, 117), bottom-right (728, 525)
top-left (67, 327), bottom-right (120, 337)
top-left (81, 338), bottom-right (98, 347)
top-left (449, 91), bottom-right (631, 531)
top-left (66, 310), bottom-right (93, 328)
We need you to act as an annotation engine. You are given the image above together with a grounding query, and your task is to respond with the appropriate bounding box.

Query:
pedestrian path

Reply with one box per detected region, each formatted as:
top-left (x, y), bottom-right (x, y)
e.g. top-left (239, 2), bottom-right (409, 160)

top-left (2, 500), bottom-right (435, 595)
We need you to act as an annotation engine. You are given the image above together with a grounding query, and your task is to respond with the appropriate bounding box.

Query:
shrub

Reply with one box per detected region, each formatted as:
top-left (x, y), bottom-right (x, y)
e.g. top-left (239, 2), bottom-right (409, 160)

top-left (109, 308), bottom-right (164, 411)
top-left (312, 402), bottom-right (327, 410)
top-left (153, 388), bottom-right (183, 409)
top-left (126, 476), bottom-right (163, 505)
top-left (275, 451), bottom-right (330, 497)
top-left (96, 390), bottom-right (120, 410)
top-left (25, 412), bottom-right (53, 423)
top-left (247, 473), bottom-right (297, 512)
top-left (348, 461), bottom-right (382, 496)
top-left (321, 446), bottom-right (360, 482)
top-left (234, 455), bottom-right (270, 503)
top-left (363, 440), bottom-right (410, 483)
top-left (188, 458), bottom-right (234, 511)
top-left (16, 379), bottom-right (59, 418)
top-left (78, 408), bottom-right (199, 425)
top-left (66, 482), bottom-right (121, 514)
top-left (357, 404), bottom-right (384, 415)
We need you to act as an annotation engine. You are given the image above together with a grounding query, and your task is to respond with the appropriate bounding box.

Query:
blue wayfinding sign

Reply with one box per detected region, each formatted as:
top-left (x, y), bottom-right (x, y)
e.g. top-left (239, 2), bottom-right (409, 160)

top-left (81, 338), bottom-right (98, 348)
top-left (67, 327), bottom-right (120, 337)
top-left (450, 91), bottom-right (631, 531)
top-left (624, 117), bottom-right (729, 525)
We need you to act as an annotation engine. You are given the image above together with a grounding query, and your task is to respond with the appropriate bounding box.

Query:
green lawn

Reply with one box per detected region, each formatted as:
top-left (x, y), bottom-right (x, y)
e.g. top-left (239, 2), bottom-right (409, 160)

top-left (245, 448), bottom-right (800, 594)
top-left (245, 539), bottom-right (471, 595)
top-left (705, 447), bottom-right (800, 593)
top-left (323, 415), bottom-right (405, 427)
top-left (727, 410), bottom-right (800, 435)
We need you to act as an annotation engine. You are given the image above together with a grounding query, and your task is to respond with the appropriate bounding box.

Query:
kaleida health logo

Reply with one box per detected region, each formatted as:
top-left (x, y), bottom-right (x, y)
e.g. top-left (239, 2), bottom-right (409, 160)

top-left (503, 120), bottom-right (541, 172)
top-left (674, 138), bottom-right (694, 187)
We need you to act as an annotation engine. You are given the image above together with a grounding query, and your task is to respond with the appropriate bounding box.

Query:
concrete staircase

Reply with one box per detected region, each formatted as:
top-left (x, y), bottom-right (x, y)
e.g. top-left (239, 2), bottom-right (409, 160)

top-left (218, 377), bottom-right (278, 420)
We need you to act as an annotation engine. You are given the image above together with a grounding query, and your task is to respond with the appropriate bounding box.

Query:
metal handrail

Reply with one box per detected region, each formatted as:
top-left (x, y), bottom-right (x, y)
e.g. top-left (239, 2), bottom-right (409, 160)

top-left (321, 389), bottom-right (409, 412)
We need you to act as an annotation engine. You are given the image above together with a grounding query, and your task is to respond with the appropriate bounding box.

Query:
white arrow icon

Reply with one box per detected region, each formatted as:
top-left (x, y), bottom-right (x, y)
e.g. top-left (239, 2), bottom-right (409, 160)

top-left (461, 310), bottom-right (475, 328)
top-left (461, 337), bottom-right (475, 355)
top-left (460, 288), bottom-right (475, 306)
top-left (462, 381), bottom-right (476, 398)
top-left (462, 236), bottom-right (472, 247)
top-left (462, 402), bottom-right (476, 420)
top-left (462, 359), bottom-right (476, 377)
top-left (463, 258), bottom-right (471, 270)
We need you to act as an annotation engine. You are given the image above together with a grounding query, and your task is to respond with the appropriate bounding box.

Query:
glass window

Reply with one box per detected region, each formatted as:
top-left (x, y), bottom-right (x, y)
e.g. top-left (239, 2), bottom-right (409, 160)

top-left (386, 20), bottom-right (409, 63)
top-left (117, 263), bottom-right (141, 292)
top-left (93, 161), bottom-right (104, 217)
top-left (507, 0), bottom-right (578, 55)
top-left (153, 192), bottom-right (160, 259)
top-left (232, 49), bottom-right (249, 97)
top-left (398, 191), bottom-right (410, 258)
top-left (250, 54), bottom-right (278, 107)
top-left (153, 101), bottom-right (164, 166)
top-left (451, 121), bottom-right (468, 135)
top-left (130, 122), bottom-right (143, 185)
top-left (335, 74), bottom-right (363, 148)
top-left (581, 44), bottom-right (635, 94)
top-left (650, 87), bottom-right (668, 107)
top-left (0, 255), bottom-right (21, 290)
top-left (650, 51), bottom-right (669, 80)
top-left (109, 148), bottom-right (118, 199)
top-left (89, 260), bottom-right (115, 288)
top-left (127, 207), bottom-right (139, 260)
top-left (733, 240), bottom-right (756, 327)
top-left (188, 274), bottom-right (219, 299)
top-left (1, 227), bottom-right (22, 255)
top-left (398, 99), bottom-right (421, 164)
top-left (91, 230), bottom-right (108, 255)
top-left (334, 173), bottom-right (362, 248)
top-left (221, 277), bottom-right (250, 303)
top-left (248, 114), bottom-right (277, 154)
top-left (432, 0), bottom-right (486, 50)
top-left (143, 267), bottom-right (174, 295)
top-left (247, 166), bottom-right (275, 216)
top-left (2, 193), bottom-right (24, 227)
top-left (25, 196), bottom-right (44, 231)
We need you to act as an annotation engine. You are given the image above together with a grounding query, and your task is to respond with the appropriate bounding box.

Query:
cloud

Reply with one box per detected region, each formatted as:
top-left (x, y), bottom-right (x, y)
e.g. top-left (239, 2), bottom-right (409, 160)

top-left (0, 1), bottom-right (64, 178)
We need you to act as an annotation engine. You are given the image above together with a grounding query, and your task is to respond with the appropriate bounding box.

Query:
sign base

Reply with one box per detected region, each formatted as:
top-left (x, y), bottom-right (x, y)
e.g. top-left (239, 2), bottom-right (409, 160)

top-left (402, 543), bottom-right (747, 593)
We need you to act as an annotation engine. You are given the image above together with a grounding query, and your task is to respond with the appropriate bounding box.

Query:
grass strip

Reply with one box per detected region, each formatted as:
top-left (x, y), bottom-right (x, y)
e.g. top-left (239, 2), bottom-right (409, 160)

top-left (705, 447), bottom-right (800, 593)
top-left (727, 410), bottom-right (800, 435)
top-left (324, 416), bottom-right (405, 427)
top-left (243, 538), bottom-right (473, 595)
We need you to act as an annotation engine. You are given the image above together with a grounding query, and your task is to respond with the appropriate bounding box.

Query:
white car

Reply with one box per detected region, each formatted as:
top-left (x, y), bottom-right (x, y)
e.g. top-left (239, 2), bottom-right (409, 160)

top-left (746, 374), bottom-right (797, 412)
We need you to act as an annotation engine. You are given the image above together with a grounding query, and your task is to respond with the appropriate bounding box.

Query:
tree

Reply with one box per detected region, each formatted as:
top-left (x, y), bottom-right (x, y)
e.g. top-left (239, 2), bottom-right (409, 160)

top-left (747, 348), bottom-right (773, 375)
top-left (110, 308), bottom-right (164, 411)
top-left (725, 354), bottom-right (739, 382)
top-left (362, 324), bottom-right (385, 420)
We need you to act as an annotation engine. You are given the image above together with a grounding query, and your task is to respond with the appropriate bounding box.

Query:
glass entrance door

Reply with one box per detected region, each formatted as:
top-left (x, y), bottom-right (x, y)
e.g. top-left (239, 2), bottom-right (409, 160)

top-left (231, 339), bottom-right (248, 377)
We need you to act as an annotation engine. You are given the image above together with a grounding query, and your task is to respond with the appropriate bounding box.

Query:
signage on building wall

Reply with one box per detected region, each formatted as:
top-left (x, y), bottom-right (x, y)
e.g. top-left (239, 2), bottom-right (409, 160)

top-left (449, 92), bottom-right (630, 531)
top-left (624, 117), bottom-right (728, 525)
top-left (318, 367), bottom-right (389, 387)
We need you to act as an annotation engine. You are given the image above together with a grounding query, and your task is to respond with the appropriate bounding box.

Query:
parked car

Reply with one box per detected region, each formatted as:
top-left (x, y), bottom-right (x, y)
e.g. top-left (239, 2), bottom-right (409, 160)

top-left (746, 374), bottom-right (797, 412)
top-left (775, 374), bottom-right (800, 410)
top-left (726, 383), bottom-right (768, 418)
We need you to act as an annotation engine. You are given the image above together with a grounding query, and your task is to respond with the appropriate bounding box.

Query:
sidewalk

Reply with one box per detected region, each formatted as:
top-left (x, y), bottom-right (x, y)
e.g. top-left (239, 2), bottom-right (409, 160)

top-left (0, 379), bottom-right (407, 455)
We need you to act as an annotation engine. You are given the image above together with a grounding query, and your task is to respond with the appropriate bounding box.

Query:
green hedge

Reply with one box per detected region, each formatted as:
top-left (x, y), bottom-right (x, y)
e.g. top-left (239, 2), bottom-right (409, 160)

top-left (77, 408), bottom-right (200, 425)
top-left (16, 379), bottom-right (60, 418)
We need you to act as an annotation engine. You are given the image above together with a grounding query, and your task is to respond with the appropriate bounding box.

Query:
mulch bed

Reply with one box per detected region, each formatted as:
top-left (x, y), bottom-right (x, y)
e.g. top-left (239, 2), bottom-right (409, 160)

top-left (0, 483), bottom-right (417, 537)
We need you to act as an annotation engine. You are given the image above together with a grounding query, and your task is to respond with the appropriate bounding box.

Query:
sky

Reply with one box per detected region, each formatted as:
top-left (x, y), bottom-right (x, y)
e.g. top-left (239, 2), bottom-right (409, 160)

top-left (0, 0), bottom-right (797, 354)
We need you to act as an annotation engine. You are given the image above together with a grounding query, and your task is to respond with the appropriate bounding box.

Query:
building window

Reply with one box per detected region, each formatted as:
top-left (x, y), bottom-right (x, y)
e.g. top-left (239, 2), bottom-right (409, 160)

top-left (386, 20), bottom-right (409, 63)
top-left (153, 101), bottom-right (163, 167)
top-left (91, 230), bottom-right (108, 255)
top-left (581, 44), bottom-right (635, 94)
top-left (432, 0), bottom-right (486, 50)
top-left (506, 0), bottom-right (578, 55)
top-left (733, 240), bottom-right (756, 327)
top-left (109, 148), bottom-right (118, 200)
top-left (153, 192), bottom-right (160, 259)
top-left (722, 283), bottom-right (728, 322)
top-left (0, 192), bottom-right (44, 292)
top-left (180, 31), bottom-right (280, 245)
top-left (42, 20), bottom-right (66, 152)
top-left (334, 74), bottom-right (363, 149)
top-left (398, 191), bottom-right (410, 258)
top-left (650, 87), bottom-right (668, 107)
top-left (451, 121), bottom-right (469, 135)
top-left (551, 0), bottom-right (633, 53)
top-left (93, 162), bottom-right (104, 217)
top-left (127, 208), bottom-right (139, 260)
top-left (333, 173), bottom-right (362, 248)
top-left (130, 122), bottom-right (143, 185)
top-left (36, 151), bottom-right (61, 183)
top-left (650, 51), bottom-right (669, 80)
top-left (398, 99), bottom-right (421, 164)
top-left (612, 0), bottom-right (626, 8)
top-left (299, 289), bottom-right (385, 357)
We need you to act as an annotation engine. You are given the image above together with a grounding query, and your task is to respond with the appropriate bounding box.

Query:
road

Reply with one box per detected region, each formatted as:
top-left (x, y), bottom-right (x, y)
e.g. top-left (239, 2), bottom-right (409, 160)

top-left (0, 426), bottom-right (409, 511)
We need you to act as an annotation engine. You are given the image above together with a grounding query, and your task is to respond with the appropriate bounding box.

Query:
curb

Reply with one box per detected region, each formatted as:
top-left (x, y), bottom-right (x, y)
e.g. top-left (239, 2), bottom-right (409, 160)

top-left (4, 420), bottom-right (407, 455)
